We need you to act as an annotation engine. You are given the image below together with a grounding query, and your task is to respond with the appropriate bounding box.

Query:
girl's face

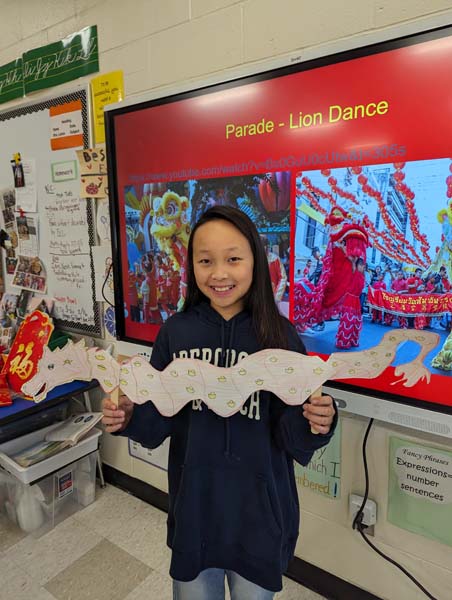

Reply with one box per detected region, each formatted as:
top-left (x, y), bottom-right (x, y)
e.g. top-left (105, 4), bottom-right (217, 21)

top-left (193, 219), bottom-right (254, 320)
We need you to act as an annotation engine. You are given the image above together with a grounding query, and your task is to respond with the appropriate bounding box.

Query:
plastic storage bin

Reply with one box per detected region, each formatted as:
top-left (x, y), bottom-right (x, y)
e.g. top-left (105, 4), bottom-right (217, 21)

top-left (0, 424), bottom-right (101, 537)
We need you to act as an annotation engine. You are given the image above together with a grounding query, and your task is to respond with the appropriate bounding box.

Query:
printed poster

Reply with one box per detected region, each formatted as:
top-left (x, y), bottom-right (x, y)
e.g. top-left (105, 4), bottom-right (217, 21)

top-left (50, 100), bottom-right (83, 150)
top-left (388, 436), bottom-right (452, 547)
top-left (51, 160), bottom-right (78, 183)
top-left (295, 418), bottom-right (341, 498)
top-left (128, 437), bottom-right (169, 472)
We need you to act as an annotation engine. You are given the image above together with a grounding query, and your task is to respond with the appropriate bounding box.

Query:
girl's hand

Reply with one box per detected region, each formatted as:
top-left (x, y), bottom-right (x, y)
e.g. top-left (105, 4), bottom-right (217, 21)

top-left (303, 395), bottom-right (335, 435)
top-left (102, 394), bottom-right (134, 433)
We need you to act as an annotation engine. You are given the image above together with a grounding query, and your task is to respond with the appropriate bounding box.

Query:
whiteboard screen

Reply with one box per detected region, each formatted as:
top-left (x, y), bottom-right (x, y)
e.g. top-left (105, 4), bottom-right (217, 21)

top-left (0, 87), bottom-right (101, 335)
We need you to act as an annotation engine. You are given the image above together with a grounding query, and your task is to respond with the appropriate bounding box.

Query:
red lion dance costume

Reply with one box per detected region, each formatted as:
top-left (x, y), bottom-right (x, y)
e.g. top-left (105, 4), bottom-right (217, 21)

top-left (293, 207), bottom-right (369, 348)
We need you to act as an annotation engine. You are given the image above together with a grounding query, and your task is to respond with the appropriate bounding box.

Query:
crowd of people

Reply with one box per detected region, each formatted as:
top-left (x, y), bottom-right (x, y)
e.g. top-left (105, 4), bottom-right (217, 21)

top-left (367, 263), bottom-right (451, 331)
top-left (299, 251), bottom-right (452, 334)
top-left (127, 250), bottom-right (186, 324)
top-left (129, 236), bottom-right (289, 325)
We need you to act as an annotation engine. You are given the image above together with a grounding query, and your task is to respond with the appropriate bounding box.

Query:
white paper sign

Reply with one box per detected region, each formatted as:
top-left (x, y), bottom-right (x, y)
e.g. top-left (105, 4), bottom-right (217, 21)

top-left (51, 160), bottom-right (78, 182)
top-left (96, 198), bottom-right (111, 243)
top-left (128, 438), bottom-right (169, 471)
top-left (393, 445), bottom-right (452, 505)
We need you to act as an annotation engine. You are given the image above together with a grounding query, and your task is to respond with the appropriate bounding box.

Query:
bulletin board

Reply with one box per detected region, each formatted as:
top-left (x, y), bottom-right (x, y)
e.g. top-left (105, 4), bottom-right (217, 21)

top-left (0, 86), bottom-right (102, 336)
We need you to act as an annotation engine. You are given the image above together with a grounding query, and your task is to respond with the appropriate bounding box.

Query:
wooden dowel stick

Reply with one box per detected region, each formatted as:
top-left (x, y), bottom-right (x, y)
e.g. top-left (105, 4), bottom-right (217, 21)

top-left (310, 386), bottom-right (322, 435)
top-left (110, 387), bottom-right (120, 408)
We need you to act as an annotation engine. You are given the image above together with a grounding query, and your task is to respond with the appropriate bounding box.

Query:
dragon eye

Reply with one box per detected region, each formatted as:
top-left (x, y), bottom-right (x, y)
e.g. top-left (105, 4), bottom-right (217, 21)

top-left (166, 201), bottom-right (178, 217)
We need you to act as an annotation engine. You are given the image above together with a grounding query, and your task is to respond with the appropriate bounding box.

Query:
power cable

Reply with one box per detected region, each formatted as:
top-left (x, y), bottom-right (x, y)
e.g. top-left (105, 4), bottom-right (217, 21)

top-left (353, 418), bottom-right (440, 600)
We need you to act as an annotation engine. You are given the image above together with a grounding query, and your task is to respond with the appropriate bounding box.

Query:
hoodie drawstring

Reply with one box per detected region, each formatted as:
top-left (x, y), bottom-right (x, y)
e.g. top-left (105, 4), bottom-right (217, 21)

top-left (223, 319), bottom-right (239, 460)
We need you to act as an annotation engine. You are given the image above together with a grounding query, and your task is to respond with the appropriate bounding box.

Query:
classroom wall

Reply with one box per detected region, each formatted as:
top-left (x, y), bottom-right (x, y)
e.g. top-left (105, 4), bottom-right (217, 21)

top-left (1, 2), bottom-right (452, 599)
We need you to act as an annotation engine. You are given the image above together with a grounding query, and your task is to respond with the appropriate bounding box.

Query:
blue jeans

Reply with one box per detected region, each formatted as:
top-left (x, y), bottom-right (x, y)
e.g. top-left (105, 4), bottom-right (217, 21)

top-left (173, 568), bottom-right (275, 599)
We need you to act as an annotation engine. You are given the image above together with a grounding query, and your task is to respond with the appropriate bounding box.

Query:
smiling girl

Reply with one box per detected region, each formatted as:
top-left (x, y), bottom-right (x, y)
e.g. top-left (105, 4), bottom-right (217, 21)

top-left (103, 205), bottom-right (336, 600)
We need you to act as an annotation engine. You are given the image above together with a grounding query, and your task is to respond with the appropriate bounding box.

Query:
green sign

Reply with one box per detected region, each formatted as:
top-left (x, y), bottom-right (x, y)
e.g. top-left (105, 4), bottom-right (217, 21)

top-left (23, 26), bottom-right (99, 94)
top-left (0, 58), bottom-right (24, 104)
top-left (295, 418), bottom-right (341, 498)
top-left (388, 436), bottom-right (452, 547)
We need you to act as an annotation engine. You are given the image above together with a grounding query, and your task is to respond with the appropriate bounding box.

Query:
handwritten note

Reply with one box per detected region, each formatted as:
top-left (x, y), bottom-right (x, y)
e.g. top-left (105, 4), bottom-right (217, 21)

top-left (43, 189), bottom-right (90, 255)
top-left (50, 255), bottom-right (90, 288)
top-left (77, 147), bottom-right (108, 198)
top-left (76, 147), bottom-right (106, 175)
top-left (52, 295), bottom-right (95, 325)
top-left (91, 71), bottom-right (124, 144)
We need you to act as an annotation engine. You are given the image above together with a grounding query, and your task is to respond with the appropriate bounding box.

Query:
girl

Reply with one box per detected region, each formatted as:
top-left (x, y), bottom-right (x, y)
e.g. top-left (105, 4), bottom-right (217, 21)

top-left (103, 206), bottom-right (336, 600)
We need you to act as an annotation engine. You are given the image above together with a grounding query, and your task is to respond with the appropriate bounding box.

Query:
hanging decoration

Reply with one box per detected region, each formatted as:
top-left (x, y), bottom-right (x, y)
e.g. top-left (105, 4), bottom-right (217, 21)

top-left (3, 311), bottom-right (54, 393)
top-left (391, 162), bottom-right (430, 263)
top-left (350, 166), bottom-right (427, 268)
top-left (320, 169), bottom-right (360, 205)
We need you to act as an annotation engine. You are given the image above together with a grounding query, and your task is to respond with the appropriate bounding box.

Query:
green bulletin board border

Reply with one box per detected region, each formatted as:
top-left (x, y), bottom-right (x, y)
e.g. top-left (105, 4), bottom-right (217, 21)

top-left (0, 26), bottom-right (98, 104)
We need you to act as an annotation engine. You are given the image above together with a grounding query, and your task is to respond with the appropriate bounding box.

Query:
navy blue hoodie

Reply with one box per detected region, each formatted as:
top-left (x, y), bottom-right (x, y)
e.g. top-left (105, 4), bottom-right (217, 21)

top-left (120, 302), bottom-right (337, 592)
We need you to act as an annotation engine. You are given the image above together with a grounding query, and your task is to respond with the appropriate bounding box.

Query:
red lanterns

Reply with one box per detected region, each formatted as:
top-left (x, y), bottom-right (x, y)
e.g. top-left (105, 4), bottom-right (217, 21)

top-left (258, 172), bottom-right (291, 212)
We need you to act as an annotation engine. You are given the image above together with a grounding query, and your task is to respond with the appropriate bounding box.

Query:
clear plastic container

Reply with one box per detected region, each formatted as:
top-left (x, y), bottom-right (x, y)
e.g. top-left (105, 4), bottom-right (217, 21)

top-left (0, 420), bottom-right (101, 536)
top-left (1, 451), bottom-right (97, 537)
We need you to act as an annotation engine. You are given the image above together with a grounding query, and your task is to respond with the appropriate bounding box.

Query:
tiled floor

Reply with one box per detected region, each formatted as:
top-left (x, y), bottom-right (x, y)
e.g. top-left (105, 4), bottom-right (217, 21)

top-left (0, 483), bottom-right (327, 600)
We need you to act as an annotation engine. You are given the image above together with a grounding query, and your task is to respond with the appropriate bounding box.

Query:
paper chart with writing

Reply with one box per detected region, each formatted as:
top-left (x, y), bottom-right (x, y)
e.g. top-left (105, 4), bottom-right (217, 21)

top-left (43, 182), bottom-right (95, 325)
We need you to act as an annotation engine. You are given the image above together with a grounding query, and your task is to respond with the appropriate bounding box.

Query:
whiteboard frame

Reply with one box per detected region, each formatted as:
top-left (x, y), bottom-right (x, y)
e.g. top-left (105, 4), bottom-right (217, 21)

top-left (0, 85), bottom-right (102, 337)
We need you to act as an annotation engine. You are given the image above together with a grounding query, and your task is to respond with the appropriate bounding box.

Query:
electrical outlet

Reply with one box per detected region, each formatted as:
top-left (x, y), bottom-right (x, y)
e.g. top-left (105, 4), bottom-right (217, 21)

top-left (349, 494), bottom-right (377, 527)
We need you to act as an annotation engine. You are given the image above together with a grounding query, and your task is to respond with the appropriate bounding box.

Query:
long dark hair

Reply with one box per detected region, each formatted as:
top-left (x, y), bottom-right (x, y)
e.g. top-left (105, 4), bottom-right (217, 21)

top-left (183, 205), bottom-right (288, 349)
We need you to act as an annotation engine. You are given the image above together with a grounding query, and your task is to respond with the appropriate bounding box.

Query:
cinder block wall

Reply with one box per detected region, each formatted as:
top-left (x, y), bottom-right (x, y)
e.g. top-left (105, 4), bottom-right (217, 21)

top-left (1, 2), bottom-right (452, 599)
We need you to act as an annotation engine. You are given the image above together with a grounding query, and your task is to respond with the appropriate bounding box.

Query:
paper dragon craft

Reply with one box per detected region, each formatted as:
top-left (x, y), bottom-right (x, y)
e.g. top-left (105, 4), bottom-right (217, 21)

top-left (21, 329), bottom-right (440, 418)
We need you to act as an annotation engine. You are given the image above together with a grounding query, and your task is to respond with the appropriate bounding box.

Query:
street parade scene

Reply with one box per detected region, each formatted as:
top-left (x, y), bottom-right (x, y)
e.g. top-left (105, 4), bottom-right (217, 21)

top-left (294, 158), bottom-right (452, 375)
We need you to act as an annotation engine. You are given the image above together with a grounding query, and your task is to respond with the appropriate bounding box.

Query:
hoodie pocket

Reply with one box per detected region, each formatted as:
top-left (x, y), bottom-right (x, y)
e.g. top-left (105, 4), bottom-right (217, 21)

top-left (169, 465), bottom-right (282, 561)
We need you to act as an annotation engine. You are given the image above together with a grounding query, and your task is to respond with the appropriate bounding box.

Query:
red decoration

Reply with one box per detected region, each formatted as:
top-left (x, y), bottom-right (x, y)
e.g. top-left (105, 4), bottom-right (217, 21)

top-left (258, 172), bottom-right (290, 212)
top-left (0, 373), bottom-right (12, 406)
top-left (3, 311), bottom-right (54, 394)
